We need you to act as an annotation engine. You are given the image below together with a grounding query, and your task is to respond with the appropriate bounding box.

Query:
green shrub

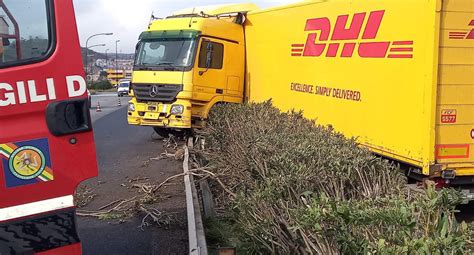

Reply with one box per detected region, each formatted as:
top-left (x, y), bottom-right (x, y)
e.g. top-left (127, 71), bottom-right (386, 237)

top-left (195, 101), bottom-right (473, 254)
top-left (93, 80), bottom-right (112, 90)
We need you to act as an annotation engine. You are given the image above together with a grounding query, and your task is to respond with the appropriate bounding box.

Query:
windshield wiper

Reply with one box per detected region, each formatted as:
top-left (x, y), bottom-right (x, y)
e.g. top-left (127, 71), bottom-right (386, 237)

top-left (135, 63), bottom-right (168, 71)
top-left (135, 62), bottom-right (178, 71)
top-left (157, 62), bottom-right (174, 66)
top-left (157, 62), bottom-right (178, 71)
top-left (136, 66), bottom-right (153, 71)
top-left (135, 62), bottom-right (155, 70)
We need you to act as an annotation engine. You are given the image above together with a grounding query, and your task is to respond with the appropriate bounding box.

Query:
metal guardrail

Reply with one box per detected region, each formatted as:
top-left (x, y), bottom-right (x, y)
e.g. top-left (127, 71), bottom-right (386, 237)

top-left (184, 138), bottom-right (208, 255)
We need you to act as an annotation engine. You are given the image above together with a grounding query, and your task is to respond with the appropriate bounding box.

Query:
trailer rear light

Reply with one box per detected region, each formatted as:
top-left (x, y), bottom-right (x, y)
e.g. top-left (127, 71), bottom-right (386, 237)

top-left (441, 170), bottom-right (456, 180)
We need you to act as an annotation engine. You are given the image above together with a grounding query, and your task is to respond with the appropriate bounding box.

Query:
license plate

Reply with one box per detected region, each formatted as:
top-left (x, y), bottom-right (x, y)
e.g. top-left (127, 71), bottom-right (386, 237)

top-left (144, 112), bottom-right (160, 120)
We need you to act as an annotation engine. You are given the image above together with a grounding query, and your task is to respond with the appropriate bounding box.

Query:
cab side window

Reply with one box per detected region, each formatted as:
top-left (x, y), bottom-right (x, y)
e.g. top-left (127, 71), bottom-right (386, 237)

top-left (198, 41), bottom-right (224, 69)
top-left (0, 0), bottom-right (53, 68)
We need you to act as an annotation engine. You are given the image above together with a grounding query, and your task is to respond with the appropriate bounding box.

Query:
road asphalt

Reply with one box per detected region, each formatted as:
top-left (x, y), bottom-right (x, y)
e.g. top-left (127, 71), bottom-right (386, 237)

top-left (77, 93), bottom-right (188, 255)
top-left (90, 93), bottom-right (129, 122)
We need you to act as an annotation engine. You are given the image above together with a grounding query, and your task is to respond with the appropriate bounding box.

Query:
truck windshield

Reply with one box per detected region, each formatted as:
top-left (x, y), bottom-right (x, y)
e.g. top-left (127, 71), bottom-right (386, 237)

top-left (135, 39), bottom-right (196, 70)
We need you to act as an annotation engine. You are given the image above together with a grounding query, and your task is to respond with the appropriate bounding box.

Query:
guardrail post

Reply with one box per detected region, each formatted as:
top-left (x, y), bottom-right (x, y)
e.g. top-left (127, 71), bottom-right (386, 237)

top-left (184, 138), bottom-right (208, 255)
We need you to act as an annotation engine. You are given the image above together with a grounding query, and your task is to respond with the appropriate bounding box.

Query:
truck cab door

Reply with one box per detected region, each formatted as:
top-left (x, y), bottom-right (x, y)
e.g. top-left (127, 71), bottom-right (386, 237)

top-left (0, 0), bottom-right (98, 254)
top-left (192, 38), bottom-right (227, 106)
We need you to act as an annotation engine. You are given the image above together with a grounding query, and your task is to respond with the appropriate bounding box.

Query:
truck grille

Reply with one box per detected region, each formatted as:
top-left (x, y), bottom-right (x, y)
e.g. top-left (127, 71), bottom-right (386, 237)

top-left (133, 84), bottom-right (183, 103)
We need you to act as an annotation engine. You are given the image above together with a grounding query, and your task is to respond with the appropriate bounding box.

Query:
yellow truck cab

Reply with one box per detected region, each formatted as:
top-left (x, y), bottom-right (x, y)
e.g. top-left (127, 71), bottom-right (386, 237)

top-left (128, 4), bottom-right (256, 136)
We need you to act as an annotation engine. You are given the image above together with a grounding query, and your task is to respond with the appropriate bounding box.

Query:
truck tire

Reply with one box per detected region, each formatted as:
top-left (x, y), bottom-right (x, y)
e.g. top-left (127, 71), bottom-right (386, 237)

top-left (153, 127), bottom-right (191, 139)
top-left (153, 127), bottom-right (172, 138)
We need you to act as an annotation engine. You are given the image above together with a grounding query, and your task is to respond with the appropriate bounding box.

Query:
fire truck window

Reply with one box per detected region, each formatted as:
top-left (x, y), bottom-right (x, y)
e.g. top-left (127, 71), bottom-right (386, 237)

top-left (0, 0), bottom-right (52, 68)
top-left (198, 41), bottom-right (224, 69)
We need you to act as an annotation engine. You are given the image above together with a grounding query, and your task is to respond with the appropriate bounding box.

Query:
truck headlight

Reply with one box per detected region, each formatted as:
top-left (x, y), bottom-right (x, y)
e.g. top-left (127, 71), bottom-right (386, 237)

top-left (170, 105), bottom-right (184, 115)
top-left (128, 103), bottom-right (135, 112)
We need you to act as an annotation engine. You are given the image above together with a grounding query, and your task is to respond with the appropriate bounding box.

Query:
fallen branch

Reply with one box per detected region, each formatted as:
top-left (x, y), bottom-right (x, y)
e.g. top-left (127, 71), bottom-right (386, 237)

top-left (151, 167), bottom-right (206, 193)
top-left (77, 196), bottom-right (138, 218)
top-left (98, 199), bottom-right (123, 210)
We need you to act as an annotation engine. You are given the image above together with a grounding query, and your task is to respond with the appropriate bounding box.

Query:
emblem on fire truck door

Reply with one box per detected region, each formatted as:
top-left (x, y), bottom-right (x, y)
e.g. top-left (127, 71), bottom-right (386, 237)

top-left (0, 138), bottom-right (54, 188)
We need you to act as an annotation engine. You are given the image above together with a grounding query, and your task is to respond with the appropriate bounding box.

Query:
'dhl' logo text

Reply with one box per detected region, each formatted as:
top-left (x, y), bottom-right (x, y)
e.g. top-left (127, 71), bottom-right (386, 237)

top-left (449, 20), bottom-right (474, 40)
top-left (291, 10), bottom-right (414, 59)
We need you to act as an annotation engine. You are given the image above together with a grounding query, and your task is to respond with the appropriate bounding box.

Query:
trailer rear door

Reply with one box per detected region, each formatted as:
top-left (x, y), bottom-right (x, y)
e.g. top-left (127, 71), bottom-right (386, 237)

top-left (436, 0), bottom-right (474, 175)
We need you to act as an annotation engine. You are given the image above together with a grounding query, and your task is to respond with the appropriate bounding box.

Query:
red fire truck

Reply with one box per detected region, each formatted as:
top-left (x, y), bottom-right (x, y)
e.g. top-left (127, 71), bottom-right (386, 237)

top-left (0, 0), bottom-right (98, 254)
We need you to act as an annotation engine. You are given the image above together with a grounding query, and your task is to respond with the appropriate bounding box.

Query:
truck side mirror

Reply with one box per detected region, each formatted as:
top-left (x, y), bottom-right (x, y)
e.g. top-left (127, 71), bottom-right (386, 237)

top-left (200, 43), bottom-right (214, 76)
top-left (206, 42), bottom-right (213, 51)
top-left (205, 49), bottom-right (213, 68)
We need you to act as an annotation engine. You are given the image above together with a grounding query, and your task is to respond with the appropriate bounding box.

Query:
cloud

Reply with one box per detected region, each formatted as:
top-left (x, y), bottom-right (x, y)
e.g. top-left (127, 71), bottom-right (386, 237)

top-left (73, 0), bottom-right (298, 53)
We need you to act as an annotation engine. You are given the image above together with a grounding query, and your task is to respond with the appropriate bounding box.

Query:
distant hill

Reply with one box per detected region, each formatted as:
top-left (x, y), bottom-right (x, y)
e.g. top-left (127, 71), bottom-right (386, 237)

top-left (80, 47), bottom-right (134, 65)
top-left (2, 38), bottom-right (49, 61)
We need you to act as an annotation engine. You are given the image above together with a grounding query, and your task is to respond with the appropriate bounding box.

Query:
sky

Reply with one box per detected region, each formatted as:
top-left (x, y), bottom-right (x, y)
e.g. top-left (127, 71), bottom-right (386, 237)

top-left (73, 0), bottom-right (299, 54)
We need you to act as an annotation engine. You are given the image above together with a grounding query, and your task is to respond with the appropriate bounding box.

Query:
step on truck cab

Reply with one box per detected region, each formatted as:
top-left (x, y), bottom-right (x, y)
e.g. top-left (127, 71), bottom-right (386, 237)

top-left (0, 0), bottom-right (98, 253)
top-left (128, 4), bottom-right (257, 136)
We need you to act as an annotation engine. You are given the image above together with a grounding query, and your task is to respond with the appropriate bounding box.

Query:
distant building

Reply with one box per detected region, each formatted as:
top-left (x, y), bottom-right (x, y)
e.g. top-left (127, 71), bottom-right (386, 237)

top-left (95, 59), bottom-right (107, 68)
top-left (107, 69), bottom-right (132, 87)
top-left (125, 70), bottom-right (132, 79)
top-left (105, 57), bottom-right (134, 86)
top-left (114, 58), bottom-right (134, 71)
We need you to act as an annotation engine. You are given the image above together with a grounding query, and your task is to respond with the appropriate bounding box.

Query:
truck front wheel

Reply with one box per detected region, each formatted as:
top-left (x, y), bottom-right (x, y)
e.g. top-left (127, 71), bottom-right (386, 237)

top-left (153, 127), bottom-right (173, 138)
top-left (153, 127), bottom-right (191, 139)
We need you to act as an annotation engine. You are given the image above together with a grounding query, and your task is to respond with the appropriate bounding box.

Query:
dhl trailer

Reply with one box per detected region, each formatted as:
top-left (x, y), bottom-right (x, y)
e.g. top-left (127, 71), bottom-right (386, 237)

top-left (129, 0), bottom-right (474, 187)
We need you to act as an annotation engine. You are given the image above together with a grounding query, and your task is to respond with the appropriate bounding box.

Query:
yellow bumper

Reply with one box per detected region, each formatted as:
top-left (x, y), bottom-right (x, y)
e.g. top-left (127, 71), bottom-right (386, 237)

top-left (127, 99), bottom-right (192, 129)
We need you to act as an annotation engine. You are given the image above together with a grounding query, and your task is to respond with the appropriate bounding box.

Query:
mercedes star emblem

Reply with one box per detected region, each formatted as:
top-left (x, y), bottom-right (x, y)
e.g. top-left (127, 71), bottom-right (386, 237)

top-left (149, 85), bottom-right (159, 98)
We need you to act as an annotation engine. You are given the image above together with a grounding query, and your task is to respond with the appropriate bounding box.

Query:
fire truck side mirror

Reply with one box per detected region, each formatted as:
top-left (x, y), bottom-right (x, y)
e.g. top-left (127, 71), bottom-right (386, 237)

top-left (46, 98), bottom-right (92, 136)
